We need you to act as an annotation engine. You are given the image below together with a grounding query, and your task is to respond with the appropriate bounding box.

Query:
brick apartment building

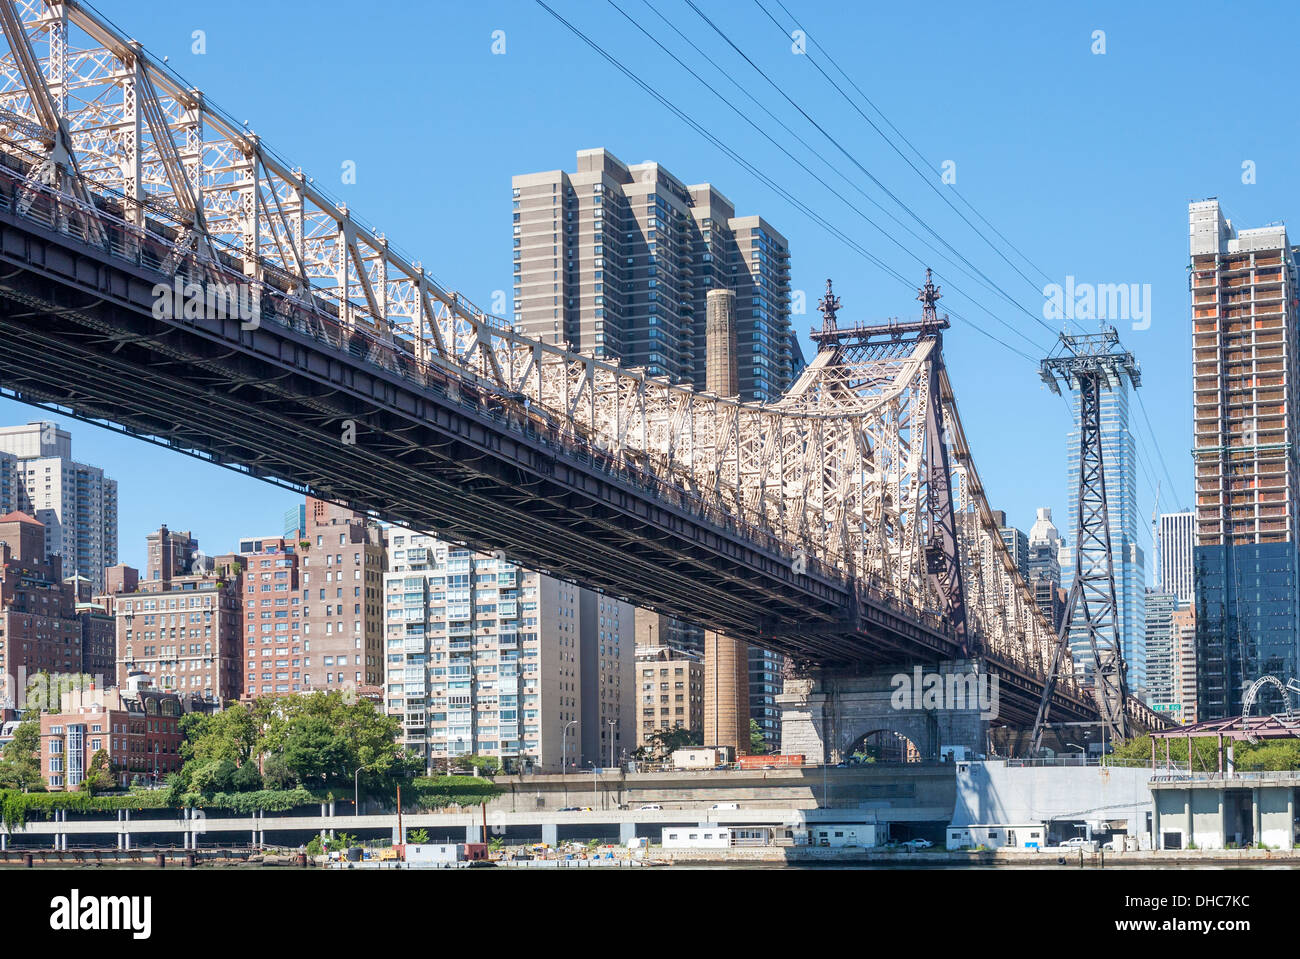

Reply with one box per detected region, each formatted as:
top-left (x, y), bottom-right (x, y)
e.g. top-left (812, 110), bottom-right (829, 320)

top-left (113, 526), bottom-right (244, 704)
top-left (236, 534), bottom-right (304, 697)
top-left (39, 681), bottom-right (196, 789)
top-left (299, 498), bottom-right (386, 695)
top-left (0, 511), bottom-right (84, 704)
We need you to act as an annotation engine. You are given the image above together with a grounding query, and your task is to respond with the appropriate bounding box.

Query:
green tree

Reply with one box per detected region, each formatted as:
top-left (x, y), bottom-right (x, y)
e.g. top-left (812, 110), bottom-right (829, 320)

top-left (749, 719), bottom-right (769, 756)
top-left (188, 757), bottom-right (237, 795)
top-left (260, 752), bottom-right (297, 790)
top-left (0, 718), bottom-right (44, 791)
top-left (407, 828), bottom-right (430, 844)
top-left (456, 754), bottom-right (500, 775)
top-left (255, 691), bottom-right (401, 787)
top-left (80, 749), bottom-right (115, 794)
top-left (639, 726), bottom-right (703, 761)
top-left (180, 702), bottom-right (260, 765)
top-left (231, 761), bottom-right (263, 792)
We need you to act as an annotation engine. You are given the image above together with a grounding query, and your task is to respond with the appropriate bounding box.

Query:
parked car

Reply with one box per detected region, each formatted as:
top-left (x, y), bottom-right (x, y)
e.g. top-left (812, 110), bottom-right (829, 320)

top-left (639, 804), bottom-right (663, 811)
top-left (902, 838), bottom-right (933, 849)
top-left (1059, 837), bottom-right (1094, 848)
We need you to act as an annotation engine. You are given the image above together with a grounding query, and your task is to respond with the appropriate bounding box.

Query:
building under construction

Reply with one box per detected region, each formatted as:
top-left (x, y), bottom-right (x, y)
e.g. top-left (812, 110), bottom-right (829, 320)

top-left (1189, 199), bottom-right (1300, 717)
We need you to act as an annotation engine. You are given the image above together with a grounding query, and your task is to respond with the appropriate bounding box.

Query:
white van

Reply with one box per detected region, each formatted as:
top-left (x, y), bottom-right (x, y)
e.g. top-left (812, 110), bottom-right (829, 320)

top-left (710, 802), bottom-right (739, 810)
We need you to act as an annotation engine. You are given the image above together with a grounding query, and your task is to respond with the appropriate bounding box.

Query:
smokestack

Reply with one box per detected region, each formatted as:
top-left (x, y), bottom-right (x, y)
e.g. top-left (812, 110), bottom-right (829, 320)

top-left (702, 288), bottom-right (750, 753)
top-left (706, 288), bottom-right (739, 398)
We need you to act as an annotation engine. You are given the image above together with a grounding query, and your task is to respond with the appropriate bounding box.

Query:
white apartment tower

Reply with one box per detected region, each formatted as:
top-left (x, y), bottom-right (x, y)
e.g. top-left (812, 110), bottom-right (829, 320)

top-left (0, 422), bottom-right (117, 592)
top-left (383, 529), bottom-right (633, 772)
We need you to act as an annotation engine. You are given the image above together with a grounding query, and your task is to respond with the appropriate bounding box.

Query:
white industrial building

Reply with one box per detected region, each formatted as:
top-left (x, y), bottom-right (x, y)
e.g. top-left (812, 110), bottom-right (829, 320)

top-left (948, 760), bottom-right (1154, 850)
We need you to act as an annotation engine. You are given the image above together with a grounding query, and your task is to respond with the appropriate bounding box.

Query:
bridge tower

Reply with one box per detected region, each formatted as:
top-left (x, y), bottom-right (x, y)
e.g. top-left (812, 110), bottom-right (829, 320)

top-left (1031, 328), bottom-right (1141, 751)
top-left (777, 274), bottom-right (985, 763)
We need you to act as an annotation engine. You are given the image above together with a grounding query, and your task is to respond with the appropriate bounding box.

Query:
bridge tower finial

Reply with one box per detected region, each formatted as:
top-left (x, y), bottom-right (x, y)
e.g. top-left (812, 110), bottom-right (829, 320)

top-left (818, 278), bottom-right (841, 335)
top-left (918, 268), bottom-right (942, 324)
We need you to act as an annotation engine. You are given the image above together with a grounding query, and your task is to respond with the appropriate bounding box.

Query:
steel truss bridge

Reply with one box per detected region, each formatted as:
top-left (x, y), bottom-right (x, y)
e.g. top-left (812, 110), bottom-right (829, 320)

top-left (0, 0), bottom-right (1162, 737)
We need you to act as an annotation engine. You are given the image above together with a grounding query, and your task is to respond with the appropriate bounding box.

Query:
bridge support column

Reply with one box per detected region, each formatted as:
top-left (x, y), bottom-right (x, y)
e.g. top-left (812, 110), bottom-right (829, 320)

top-left (778, 661), bottom-right (991, 762)
top-left (542, 823), bottom-right (558, 847)
top-left (619, 822), bottom-right (636, 844)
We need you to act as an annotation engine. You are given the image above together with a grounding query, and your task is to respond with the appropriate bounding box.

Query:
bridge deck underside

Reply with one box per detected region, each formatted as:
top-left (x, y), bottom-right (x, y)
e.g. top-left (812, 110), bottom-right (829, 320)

top-left (0, 211), bottom-right (1105, 729)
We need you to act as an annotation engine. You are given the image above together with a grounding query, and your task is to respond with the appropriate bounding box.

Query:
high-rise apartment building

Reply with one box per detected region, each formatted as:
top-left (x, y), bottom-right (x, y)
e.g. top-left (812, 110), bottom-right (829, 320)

top-left (113, 529), bottom-right (242, 703)
top-left (1158, 511), bottom-right (1195, 607)
top-left (0, 422), bottom-right (117, 593)
top-left (1172, 606), bottom-right (1198, 724)
top-left (635, 644), bottom-right (703, 749)
top-left (579, 590), bottom-right (635, 767)
top-left (993, 510), bottom-right (1029, 581)
top-left (0, 452), bottom-right (15, 514)
top-left (511, 148), bottom-right (799, 400)
top-left (633, 609), bottom-right (702, 655)
top-left (1189, 199), bottom-right (1300, 717)
top-left (1144, 591), bottom-right (1180, 713)
top-left (1061, 379), bottom-right (1146, 694)
top-left (237, 535), bottom-right (304, 697)
top-left (383, 529), bottom-right (633, 772)
top-left (513, 148), bottom-right (802, 754)
top-left (299, 498), bottom-right (386, 695)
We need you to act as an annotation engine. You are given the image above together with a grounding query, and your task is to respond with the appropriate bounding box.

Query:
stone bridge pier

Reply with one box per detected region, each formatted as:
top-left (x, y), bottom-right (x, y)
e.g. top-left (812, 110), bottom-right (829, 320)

top-left (776, 659), bottom-right (993, 762)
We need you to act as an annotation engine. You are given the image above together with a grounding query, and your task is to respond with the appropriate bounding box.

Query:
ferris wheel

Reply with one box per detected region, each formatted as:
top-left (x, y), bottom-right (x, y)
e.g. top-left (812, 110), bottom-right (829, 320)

top-left (1239, 675), bottom-right (1300, 744)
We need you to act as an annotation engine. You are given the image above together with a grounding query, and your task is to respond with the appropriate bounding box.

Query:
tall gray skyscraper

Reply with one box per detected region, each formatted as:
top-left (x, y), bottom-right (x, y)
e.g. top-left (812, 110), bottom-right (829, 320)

top-left (511, 148), bottom-right (801, 401)
top-left (0, 422), bottom-right (117, 592)
top-left (1157, 511), bottom-right (1194, 606)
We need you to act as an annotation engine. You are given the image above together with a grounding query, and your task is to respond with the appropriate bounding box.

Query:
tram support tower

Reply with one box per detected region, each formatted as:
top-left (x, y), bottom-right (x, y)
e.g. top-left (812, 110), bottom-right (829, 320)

top-left (1031, 327), bottom-right (1141, 751)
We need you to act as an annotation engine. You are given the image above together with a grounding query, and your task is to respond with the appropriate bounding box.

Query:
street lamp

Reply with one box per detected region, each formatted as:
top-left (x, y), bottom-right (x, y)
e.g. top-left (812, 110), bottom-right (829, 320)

top-left (354, 761), bottom-right (376, 814)
top-left (561, 719), bottom-right (577, 801)
top-left (607, 719), bottom-right (615, 768)
top-left (1066, 742), bottom-right (1087, 765)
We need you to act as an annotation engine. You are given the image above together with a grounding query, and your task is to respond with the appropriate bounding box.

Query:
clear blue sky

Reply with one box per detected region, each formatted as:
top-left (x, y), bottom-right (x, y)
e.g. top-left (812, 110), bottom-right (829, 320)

top-left (6, 0), bottom-right (1296, 574)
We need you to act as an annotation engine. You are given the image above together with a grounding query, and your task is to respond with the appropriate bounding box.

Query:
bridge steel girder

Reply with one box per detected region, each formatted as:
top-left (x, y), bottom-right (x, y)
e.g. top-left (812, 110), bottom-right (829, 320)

top-left (0, 208), bottom-right (945, 668)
